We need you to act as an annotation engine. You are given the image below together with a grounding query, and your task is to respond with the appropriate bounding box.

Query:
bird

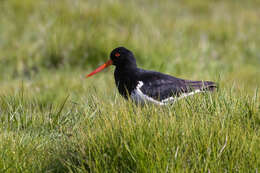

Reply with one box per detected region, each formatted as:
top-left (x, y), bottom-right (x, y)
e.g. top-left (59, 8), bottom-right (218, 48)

top-left (86, 47), bottom-right (217, 105)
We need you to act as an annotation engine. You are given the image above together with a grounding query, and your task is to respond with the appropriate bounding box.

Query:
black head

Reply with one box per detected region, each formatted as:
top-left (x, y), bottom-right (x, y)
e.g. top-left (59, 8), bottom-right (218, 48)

top-left (110, 47), bottom-right (137, 68)
top-left (86, 47), bottom-right (137, 78)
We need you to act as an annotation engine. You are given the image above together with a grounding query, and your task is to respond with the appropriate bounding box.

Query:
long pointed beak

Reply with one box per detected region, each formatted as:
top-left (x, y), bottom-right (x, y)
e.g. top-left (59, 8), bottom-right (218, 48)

top-left (86, 60), bottom-right (113, 78)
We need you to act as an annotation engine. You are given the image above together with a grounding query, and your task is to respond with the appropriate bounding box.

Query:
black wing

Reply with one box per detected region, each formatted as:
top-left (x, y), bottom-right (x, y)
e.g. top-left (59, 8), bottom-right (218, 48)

top-left (137, 69), bottom-right (217, 101)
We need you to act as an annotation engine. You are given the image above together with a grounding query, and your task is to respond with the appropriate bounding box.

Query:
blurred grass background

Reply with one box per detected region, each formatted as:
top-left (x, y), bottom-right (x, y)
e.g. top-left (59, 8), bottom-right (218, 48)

top-left (1, 0), bottom-right (260, 87)
top-left (0, 0), bottom-right (259, 172)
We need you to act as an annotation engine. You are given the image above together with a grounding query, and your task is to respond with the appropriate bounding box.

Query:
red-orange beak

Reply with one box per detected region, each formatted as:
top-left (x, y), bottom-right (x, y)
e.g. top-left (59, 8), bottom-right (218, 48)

top-left (86, 60), bottom-right (113, 78)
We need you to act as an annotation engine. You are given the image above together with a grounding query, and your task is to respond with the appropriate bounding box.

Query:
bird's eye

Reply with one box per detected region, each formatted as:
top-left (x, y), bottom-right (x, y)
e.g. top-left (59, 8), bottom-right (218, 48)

top-left (115, 52), bottom-right (120, 57)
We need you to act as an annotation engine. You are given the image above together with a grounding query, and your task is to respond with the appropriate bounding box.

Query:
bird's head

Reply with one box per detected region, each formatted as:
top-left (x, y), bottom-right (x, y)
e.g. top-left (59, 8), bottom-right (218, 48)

top-left (86, 47), bottom-right (137, 78)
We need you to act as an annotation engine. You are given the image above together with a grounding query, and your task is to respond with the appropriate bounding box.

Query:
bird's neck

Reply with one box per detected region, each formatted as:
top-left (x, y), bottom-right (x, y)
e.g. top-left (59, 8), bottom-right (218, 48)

top-left (115, 64), bottom-right (138, 75)
top-left (114, 65), bottom-right (139, 99)
top-left (115, 61), bottom-right (137, 71)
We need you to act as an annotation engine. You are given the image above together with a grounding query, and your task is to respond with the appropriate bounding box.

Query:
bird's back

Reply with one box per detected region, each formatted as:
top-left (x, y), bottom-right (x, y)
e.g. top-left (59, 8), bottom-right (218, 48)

top-left (115, 67), bottom-right (217, 105)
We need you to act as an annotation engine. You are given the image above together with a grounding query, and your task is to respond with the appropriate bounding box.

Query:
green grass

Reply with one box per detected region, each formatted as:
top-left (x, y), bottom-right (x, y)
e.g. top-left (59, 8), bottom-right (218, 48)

top-left (0, 0), bottom-right (260, 172)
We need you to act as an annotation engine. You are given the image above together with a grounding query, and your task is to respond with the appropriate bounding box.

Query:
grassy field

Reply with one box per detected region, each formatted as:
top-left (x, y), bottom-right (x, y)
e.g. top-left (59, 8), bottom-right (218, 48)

top-left (0, 0), bottom-right (260, 172)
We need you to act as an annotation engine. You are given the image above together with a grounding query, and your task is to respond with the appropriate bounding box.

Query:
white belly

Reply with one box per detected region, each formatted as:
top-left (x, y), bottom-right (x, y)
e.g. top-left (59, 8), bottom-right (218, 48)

top-left (130, 81), bottom-right (202, 106)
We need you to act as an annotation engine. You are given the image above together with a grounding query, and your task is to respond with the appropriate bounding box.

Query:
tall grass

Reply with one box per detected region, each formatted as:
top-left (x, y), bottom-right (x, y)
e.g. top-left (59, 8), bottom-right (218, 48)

top-left (0, 82), bottom-right (259, 172)
top-left (0, 0), bottom-right (260, 172)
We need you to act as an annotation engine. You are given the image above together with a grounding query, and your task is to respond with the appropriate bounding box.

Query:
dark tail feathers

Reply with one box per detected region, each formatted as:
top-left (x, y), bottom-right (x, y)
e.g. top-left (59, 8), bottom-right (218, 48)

top-left (185, 80), bottom-right (218, 92)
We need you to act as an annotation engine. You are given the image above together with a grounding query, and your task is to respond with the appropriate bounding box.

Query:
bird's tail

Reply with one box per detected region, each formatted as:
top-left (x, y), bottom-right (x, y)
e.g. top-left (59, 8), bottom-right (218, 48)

top-left (185, 80), bottom-right (218, 92)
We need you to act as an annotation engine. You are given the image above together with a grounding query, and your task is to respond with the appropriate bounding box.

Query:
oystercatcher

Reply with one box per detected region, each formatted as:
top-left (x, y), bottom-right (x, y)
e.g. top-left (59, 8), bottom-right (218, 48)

top-left (86, 47), bottom-right (217, 105)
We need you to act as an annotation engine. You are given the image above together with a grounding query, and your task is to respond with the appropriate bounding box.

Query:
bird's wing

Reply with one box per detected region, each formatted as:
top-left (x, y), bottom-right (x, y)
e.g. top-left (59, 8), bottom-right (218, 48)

top-left (136, 69), bottom-right (217, 103)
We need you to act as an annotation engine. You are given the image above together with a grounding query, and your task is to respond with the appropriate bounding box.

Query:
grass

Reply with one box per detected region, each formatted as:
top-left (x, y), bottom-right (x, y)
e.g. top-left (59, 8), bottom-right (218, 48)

top-left (0, 0), bottom-right (260, 172)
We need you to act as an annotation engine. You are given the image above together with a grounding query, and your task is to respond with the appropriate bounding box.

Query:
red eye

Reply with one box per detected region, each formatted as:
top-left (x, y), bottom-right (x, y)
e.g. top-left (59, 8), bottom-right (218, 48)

top-left (115, 52), bottom-right (120, 57)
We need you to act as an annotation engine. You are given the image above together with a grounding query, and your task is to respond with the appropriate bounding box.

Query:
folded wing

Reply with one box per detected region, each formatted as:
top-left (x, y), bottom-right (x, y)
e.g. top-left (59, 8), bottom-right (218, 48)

top-left (137, 69), bottom-right (217, 104)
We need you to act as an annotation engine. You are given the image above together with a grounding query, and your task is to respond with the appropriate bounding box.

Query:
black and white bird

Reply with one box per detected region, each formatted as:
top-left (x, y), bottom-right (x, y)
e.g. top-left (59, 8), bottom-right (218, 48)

top-left (86, 47), bottom-right (217, 105)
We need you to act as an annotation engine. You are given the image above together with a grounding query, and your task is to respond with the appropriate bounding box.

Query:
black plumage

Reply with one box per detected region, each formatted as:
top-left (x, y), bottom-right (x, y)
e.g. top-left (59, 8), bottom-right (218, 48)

top-left (111, 47), bottom-right (216, 102)
top-left (87, 47), bottom-right (217, 105)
